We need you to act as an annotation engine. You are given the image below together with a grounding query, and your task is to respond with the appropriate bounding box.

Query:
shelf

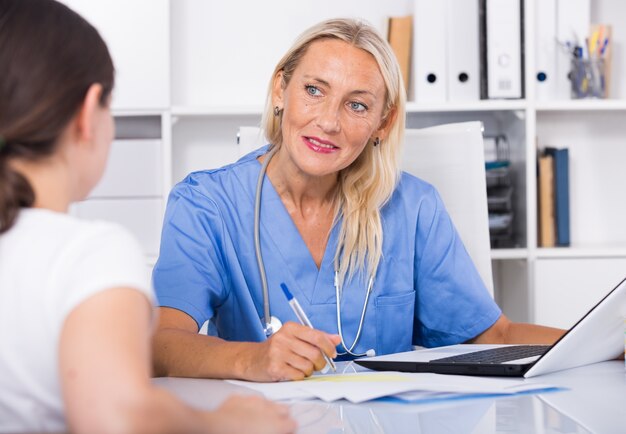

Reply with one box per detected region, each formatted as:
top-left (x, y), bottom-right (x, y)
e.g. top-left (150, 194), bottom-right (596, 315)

top-left (112, 108), bottom-right (167, 117)
top-left (535, 99), bottom-right (626, 112)
top-left (491, 248), bottom-right (528, 260)
top-left (171, 105), bottom-right (264, 116)
top-left (490, 247), bottom-right (626, 260)
top-left (406, 100), bottom-right (527, 113)
top-left (535, 247), bottom-right (626, 259)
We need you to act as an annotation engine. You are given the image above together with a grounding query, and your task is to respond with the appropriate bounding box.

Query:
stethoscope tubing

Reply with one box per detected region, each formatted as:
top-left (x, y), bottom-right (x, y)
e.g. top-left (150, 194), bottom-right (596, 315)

top-left (254, 146), bottom-right (375, 355)
top-left (254, 146), bottom-right (278, 336)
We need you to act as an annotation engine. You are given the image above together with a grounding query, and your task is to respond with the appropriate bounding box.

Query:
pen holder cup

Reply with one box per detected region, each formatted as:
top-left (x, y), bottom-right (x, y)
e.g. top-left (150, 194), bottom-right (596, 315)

top-left (570, 58), bottom-right (606, 99)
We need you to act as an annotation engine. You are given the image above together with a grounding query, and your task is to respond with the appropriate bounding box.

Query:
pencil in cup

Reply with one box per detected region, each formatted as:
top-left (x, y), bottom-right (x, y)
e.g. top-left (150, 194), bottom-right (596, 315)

top-left (280, 283), bottom-right (337, 373)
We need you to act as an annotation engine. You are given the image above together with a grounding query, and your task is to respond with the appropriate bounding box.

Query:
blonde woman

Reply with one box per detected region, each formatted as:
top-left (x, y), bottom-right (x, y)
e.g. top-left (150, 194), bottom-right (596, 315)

top-left (153, 18), bottom-right (563, 382)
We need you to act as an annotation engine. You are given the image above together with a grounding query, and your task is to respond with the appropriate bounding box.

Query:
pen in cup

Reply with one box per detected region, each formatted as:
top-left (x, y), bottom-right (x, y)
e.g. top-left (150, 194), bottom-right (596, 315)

top-left (280, 283), bottom-right (337, 373)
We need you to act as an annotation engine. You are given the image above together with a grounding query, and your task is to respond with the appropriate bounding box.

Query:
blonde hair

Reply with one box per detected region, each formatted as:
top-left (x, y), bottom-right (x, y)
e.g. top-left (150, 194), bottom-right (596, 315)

top-left (261, 18), bottom-right (406, 286)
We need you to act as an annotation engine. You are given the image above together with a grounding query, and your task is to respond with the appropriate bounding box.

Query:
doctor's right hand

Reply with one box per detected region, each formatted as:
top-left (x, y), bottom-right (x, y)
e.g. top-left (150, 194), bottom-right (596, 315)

top-left (241, 322), bottom-right (341, 382)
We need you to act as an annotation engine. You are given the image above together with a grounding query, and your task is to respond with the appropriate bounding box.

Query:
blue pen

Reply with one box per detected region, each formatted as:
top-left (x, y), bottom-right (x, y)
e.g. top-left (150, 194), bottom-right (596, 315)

top-left (599, 38), bottom-right (609, 57)
top-left (280, 283), bottom-right (337, 373)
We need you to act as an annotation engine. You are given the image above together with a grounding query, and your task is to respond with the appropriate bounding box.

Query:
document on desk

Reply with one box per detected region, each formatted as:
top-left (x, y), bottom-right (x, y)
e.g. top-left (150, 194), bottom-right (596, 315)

top-left (228, 372), bottom-right (558, 404)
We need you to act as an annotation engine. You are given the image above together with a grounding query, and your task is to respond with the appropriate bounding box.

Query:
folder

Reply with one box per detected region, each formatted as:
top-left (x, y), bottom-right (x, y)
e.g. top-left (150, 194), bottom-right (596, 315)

top-left (545, 147), bottom-right (570, 246)
top-left (535, 0), bottom-right (558, 100)
top-left (412, 0), bottom-right (447, 102)
top-left (484, 0), bottom-right (523, 99)
top-left (555, 0), bottom-right (590, 100)
top-left (538, 153), bottom-right (556, 248)
top-left (446, 0), bottom-right (480, 101)
top-left (387, 16), bottom-right (413, 98)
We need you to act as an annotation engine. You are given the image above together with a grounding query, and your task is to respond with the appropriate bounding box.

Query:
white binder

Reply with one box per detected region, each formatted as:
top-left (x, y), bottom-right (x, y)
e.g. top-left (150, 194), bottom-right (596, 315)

top-left (535, 0), bottom-right (558, 100)
top-left (446, 0), bottom-right (480, 101)
top-left (485, 0), bottom-right (522, 99)
top-left (555, 0), bottom-right (590, 100)
top-left (412, 0), bottom-right (447, 102)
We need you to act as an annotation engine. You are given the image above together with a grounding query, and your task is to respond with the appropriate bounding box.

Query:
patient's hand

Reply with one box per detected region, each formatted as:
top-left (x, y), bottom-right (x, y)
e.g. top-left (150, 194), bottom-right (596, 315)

top-left (207, 395), bottom-right (296, 434)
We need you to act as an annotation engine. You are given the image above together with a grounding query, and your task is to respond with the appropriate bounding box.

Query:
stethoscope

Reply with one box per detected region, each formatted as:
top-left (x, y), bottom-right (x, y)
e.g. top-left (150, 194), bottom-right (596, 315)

top-left (254, 146), bottom-right (376, 357)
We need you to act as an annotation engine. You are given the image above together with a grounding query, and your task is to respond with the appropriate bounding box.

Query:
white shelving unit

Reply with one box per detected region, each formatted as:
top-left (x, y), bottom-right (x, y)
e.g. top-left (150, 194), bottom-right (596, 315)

top-left (65, 0), bottom-right (626, 329)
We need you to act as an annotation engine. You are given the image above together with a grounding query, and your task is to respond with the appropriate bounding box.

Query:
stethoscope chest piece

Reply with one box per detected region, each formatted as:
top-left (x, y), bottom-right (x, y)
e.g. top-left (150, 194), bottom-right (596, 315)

top-left (264, 315), bottom-right (283, 337)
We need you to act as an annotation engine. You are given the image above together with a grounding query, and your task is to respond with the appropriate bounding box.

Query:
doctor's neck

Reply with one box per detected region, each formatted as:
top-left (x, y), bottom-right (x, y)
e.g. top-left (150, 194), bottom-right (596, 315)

top-left (263, 148), bottom-right (339, 214)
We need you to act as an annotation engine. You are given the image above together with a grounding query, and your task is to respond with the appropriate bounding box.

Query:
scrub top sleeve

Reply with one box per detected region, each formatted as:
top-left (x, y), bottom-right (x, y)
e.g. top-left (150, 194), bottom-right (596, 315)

top-left (153, 184), bottom-right (230, 329)
top-left (412, 187), bottom-right (501, 348)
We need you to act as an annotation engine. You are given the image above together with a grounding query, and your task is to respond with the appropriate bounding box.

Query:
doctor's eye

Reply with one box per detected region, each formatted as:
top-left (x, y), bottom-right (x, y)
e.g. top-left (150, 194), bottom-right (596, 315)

top-left (305, 85), bottom-right (322, 96)
top-left (349, 101), bottom-right (368, 112)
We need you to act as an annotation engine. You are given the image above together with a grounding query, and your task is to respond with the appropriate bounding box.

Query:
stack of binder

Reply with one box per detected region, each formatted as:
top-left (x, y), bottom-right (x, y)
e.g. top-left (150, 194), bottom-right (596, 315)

top-left (485, 135), bottom-right (515, 247)
top-left (392, 0), bottom-right (599, 102)
top-left (403, 0), bottom-right (524, 103)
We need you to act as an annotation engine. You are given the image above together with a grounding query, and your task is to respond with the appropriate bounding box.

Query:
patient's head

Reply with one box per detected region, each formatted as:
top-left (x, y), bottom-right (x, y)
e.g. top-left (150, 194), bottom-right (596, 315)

top-left (0, 0), bottom-right (115, 233)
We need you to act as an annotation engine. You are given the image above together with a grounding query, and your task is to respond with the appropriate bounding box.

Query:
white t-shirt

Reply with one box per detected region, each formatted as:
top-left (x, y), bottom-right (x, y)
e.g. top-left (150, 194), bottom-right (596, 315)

top-left (0, 208), bottom-right (152, 432)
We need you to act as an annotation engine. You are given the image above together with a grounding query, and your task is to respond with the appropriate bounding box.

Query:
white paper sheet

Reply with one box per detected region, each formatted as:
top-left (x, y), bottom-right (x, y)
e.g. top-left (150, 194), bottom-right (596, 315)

top-left (228, 371), bottom-right (558, 404)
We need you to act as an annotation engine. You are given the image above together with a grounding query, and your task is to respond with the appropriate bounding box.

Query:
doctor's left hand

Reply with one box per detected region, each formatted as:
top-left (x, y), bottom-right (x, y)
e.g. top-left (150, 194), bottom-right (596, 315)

top-left (241, 321), bottom-right (341, 382)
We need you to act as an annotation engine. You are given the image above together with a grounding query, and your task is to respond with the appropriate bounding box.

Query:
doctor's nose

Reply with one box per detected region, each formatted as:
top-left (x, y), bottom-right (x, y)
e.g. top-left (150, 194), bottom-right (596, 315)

top-left (315, 102), bottom-right (341, 135)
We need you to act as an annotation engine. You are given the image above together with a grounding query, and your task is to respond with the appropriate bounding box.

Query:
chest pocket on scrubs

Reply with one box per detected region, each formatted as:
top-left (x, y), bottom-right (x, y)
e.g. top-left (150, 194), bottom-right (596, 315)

top-left (375, 291), bottom-right (416, 355)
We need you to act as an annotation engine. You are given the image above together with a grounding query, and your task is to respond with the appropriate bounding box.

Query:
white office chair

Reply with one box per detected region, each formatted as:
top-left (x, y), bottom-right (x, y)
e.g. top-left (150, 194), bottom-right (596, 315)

top-left (237, 121), bottom-right (493, 296)
top-left (402, 122), bottom-right (493, 296)
top-left (237, 126), bottom-right (268, 156)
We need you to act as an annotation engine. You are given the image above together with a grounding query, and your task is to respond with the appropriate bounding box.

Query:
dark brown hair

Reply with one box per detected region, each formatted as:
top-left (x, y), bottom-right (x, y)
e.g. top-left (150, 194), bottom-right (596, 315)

top-left (0, 0), bottom-right (114, 233)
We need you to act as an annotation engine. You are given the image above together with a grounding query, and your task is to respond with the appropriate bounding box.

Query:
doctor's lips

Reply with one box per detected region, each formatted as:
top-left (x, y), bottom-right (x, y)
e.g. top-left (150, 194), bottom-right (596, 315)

top-left (303, 136), bottom-right (338, 154)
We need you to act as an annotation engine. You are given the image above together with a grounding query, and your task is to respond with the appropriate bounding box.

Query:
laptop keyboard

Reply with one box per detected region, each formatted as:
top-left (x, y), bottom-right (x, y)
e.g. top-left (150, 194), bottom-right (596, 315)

top-left (432, 345), bottom-right (550, 364)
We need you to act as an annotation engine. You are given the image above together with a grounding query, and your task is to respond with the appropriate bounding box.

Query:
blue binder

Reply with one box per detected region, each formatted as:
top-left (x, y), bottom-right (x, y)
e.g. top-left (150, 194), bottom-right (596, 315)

top-left (545, 147), bottom-right (570, 246)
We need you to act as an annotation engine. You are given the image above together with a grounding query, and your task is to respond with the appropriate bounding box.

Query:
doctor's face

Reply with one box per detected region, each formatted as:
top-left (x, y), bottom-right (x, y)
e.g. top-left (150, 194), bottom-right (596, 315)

top-left (273, 38), bottom-right (388, 179)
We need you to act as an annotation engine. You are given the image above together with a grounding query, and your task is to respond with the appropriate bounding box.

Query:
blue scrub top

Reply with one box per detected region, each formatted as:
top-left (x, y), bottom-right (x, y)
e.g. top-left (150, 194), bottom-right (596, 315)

top-left (153, 147), bottom-right (501, 357)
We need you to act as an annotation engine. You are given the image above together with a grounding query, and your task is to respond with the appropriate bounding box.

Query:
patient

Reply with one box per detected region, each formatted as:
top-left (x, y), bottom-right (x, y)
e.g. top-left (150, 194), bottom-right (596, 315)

top-left (0, 0), bottom-right (295, 433)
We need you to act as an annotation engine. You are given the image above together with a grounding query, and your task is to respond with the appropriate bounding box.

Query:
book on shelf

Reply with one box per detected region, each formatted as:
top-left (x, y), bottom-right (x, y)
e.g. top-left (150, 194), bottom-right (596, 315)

top-left (538, 153), bottom-right (556, 248)
top-left (545, 147), bottom-right (570, 246)
top-left (387, 15), bottom-right (412, 98)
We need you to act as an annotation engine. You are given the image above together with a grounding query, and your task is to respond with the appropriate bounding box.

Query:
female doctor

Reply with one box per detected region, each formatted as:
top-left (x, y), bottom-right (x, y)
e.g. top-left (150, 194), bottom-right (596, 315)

top-left (152, 18), bottom-right (563, 382)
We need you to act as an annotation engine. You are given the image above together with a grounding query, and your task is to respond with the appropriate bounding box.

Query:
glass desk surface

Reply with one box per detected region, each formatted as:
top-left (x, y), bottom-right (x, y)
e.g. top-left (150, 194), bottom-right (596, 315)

top-left (154, 360), bottom-right (626, 434)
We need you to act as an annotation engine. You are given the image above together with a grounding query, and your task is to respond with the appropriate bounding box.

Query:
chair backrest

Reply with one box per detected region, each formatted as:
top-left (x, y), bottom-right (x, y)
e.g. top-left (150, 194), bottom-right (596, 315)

top-left (402, 122), bottom-right (493, 295)
top-left (237, 126), bottom-right (267, 155)
top-left (237, 121), bottom-right (493, 296)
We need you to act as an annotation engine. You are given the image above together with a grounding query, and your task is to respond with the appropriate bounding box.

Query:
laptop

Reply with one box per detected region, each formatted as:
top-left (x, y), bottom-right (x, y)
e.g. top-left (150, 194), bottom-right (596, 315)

top-left (356, 277), bottom-right (626, 377)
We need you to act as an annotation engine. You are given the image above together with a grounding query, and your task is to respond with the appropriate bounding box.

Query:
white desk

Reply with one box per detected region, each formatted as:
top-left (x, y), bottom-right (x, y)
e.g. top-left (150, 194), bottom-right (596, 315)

top-left (154, 361), bottom-right (626, 433)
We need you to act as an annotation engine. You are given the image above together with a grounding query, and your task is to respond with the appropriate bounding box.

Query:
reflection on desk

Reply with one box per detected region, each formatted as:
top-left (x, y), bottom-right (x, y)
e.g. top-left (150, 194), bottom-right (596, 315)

top-left (153, 361), bottom-right (625, 434)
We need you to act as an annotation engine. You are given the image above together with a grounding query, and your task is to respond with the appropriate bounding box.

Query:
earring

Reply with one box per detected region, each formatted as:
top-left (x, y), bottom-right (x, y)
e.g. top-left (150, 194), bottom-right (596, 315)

top-left (373, 137), bottom-right (380, 147)
top-left (273, 106), bottom-right (282, 117)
